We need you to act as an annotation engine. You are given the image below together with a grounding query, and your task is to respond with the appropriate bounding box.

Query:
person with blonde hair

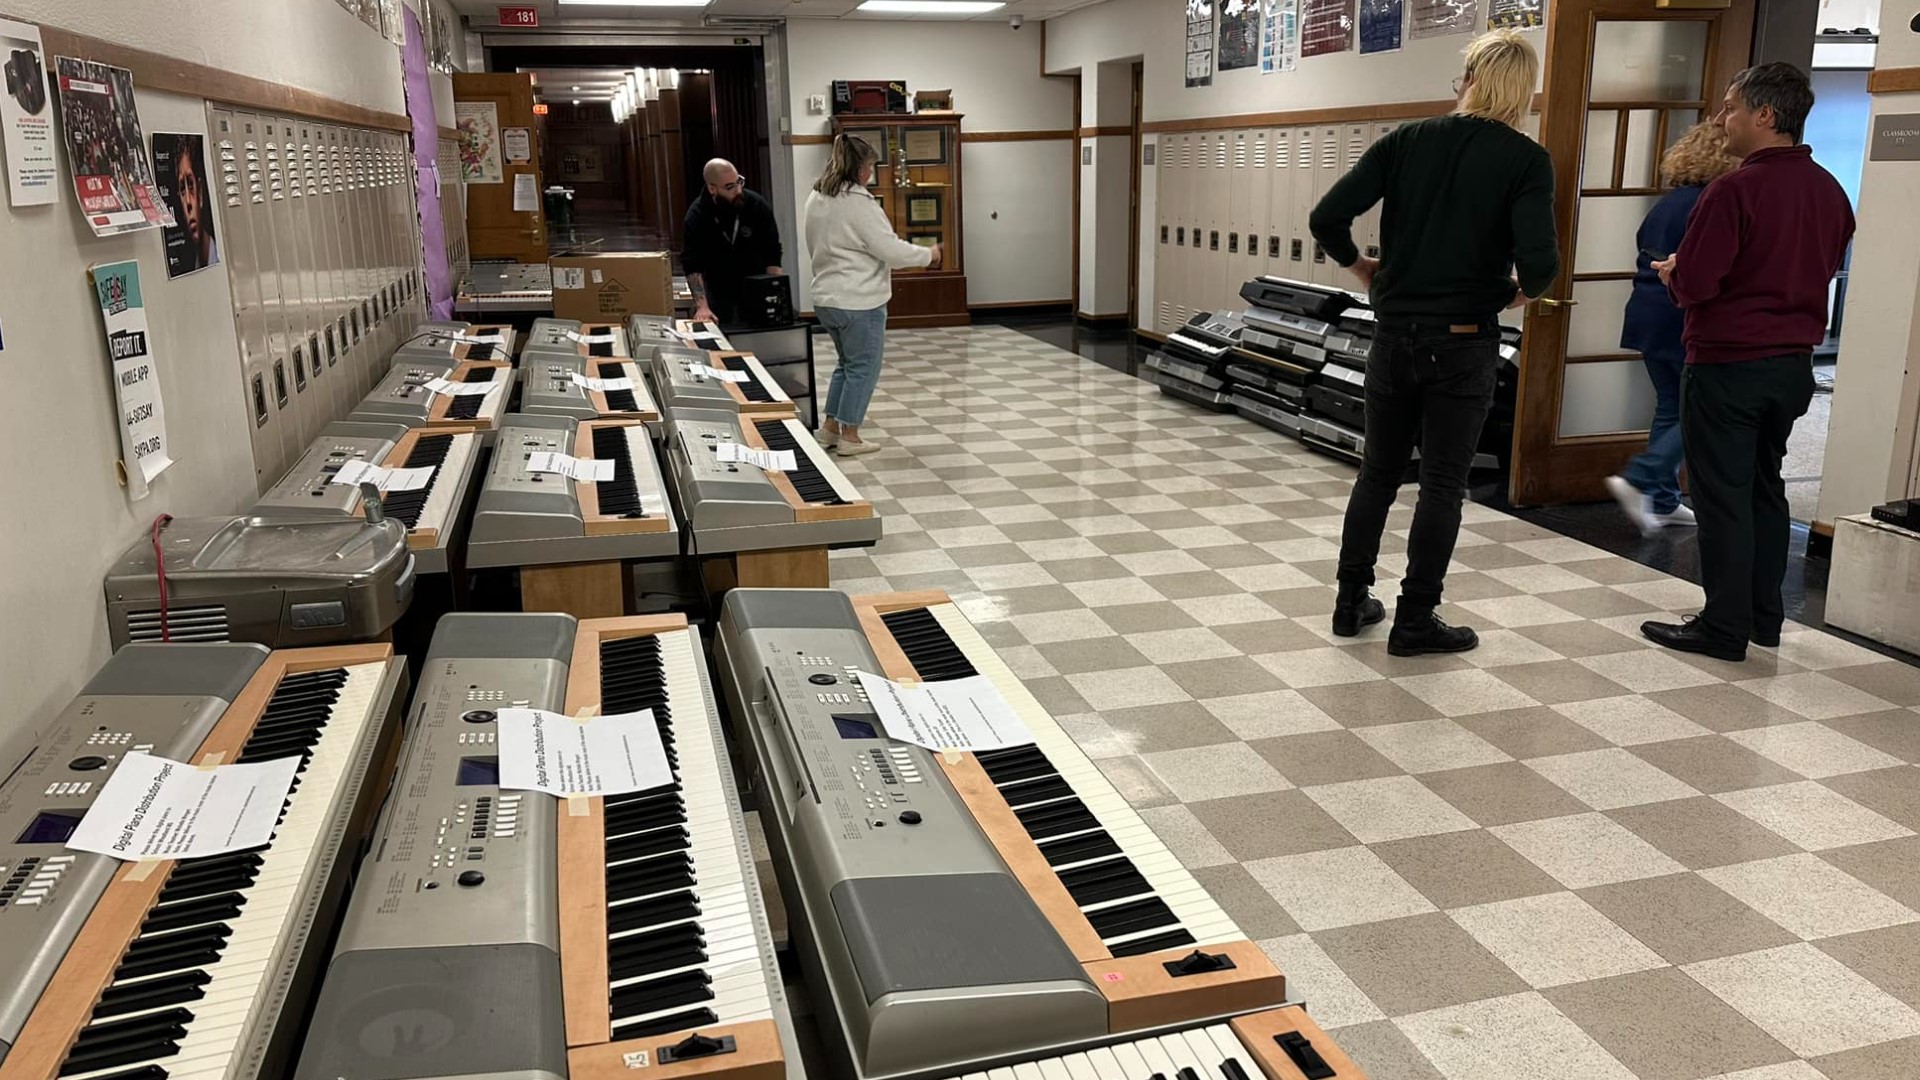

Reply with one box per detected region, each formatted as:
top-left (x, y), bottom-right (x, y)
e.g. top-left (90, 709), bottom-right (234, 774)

top-left (803, 133), bottom-right (939, 456)
top-left (1606, 123), bottom-right (1739, 536)
top-left (1308, 29), bottom-right (1559, 656)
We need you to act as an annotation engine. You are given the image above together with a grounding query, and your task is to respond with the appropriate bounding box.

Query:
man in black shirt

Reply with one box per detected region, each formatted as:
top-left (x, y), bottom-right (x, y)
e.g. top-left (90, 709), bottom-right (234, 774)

top-left (1308, 30), bottom-right (1560, 656)
top-left (682, 158), bottom-right (783, 326)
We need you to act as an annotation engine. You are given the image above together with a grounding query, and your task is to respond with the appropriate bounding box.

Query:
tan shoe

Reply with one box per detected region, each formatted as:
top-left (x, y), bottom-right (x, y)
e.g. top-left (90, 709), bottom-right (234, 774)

top-left (819, 425), bottom-right (840, 449)
top-left (834, 438), bottom-right (880, 457)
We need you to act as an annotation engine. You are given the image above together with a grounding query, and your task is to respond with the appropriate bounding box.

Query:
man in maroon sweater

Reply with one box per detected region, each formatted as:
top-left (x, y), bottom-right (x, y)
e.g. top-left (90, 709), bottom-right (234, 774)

top-left (1646, 62), bottom-right (1854, 661)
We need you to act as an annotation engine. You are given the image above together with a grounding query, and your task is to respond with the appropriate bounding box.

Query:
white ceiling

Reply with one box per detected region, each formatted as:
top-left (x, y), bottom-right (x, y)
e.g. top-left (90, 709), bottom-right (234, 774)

top-left (450, 0), bottom-right (1107, 27)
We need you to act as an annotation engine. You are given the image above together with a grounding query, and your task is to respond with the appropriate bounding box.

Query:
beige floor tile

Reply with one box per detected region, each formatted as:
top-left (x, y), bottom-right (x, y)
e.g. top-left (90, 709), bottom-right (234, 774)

top-left (1714, 781), bottom-right (1915, 851)
top-left (1684, 943), bottom-right (1920, 1057)
top-left (1457, 594), bottom-right (1586, 629)
top-left (1373, 829), bottom-right (1564, 908)
top-left (1064, 664), bottom-right (1191, 711)
top-left (1606, 797), bottom-right (1802, 870)
top-left (1737, 673), bottom-right (1899, 722)
top-left (1314, 913), bottom-right (1532, 1016)
top-left (1172, 591), bottom-right (1282, 625)
top-left (1771, 631), bottom-right (1887, 672)
top-left (1007, 608), bottom-right (1115, 645)
top-left (1200, 689), bottom-right (1343, 739)
top-left (1053, 712), bottom-right (1133, 760)
top-left (1553, 695), bottom-right (1717, 747)
top-left (1421, 762), bottom-right (1593, 827)
top-left (1525, 748), bottom-right (1703, 811)
top-left (1577, 649), bottom-right (1727, 694)
top-left (1253, 730), bottom-right (1405, 787)
top-left (1397, 669), bottom-right (1543, 716)
top-left (1821, 836), bottom-right (1920, 912)
top-left (1544, 968), bottom-right (1796, 1080)
top-left (1352, 718), bottom-right (1513, 774)
top-left (1255, 646), bottom-right (1386, 689)
top-left (1245, 846), bottom-right (1437, 932)
top-left (1449, 892), bottom-right (1668, 988)
top-left (1492, 812), bottom-right (1688, 889)
top-left (1302, 775), bottom-right (1480, 844)
top-left (1328, 1021), bottom-right (1448, 1079)
top-left (1699, 1064), bottom-right (1831, 1080)
top-left (1812, 1035), bottom-right (1920, 1080)
top-left (1094, 755), bottom-right (1177, 808)
top-left (1702, 854), bottom-right (1920, 941)
top-left (1460, 628), bottom-right (1569, 668)
top-left (1032, 636), bottom-right (1151, 676)
top-left (1628, 737), bottom-right (1810, 795)
top-left (1299, 680), bottom-right (1446, 727)
top-left (1824, 767), bottom-right (1920, 832)
top-left (1647, 684), bottom-right (1815, 732)
top-left (1825, 662), bottom-right (1920, 708)
top-left (1396, 992), bottom-right (1639, 1080)
top-left (1726, 721), bottom-right (1908, 779)
top-left (1256, 933), bottom-right (1388, 1029)
top-left (1457, 706), bottom-right (1616, 759)
top-left (1823, 710), bottom-right (1920, 764)
top-left (1489, 661), bottom-right (1635, 706)
top-left (1135, 803), bottom-right (1235, 869)
top-left (1818, 922), bottom-right (1920, 1012)
top-left (1062, 576), bottom-right (1170, 608)
top-left (1138, 742), bottom-right (1291, 801)
top-left (1127, 626), bottom-right (1241, 664)
top-left (1580, 872), bottom-right (1798, 966)
top-left (1097, 700), bottom-right (1240, 753)
top-left (1186, 789), bottom-right (1358, 861)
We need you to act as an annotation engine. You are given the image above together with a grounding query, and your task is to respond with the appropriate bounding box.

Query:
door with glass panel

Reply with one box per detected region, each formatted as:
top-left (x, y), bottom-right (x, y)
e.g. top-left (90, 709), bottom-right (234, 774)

top-left (1509, 0), bottom-right (1754, 505)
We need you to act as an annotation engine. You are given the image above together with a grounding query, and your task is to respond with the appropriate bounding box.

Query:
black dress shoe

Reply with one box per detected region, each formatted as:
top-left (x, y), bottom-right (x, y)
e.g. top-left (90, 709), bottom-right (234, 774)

top-left (1751, 626), bottom-right (1782, 648)
top-left (1388, 602), bottom-right (1479, 656)
top-left (1642, 617), bottom-right (1746, 662)
top-left (1332, 586), bottom-right (1385, 638)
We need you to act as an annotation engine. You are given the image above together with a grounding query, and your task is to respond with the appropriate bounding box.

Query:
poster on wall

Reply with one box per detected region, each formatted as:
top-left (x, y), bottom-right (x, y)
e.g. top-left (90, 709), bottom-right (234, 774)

top-left (152, 133), bottom-right (219, 279)
top-left (1488, 0), bottom-right (1544, 30)
top-left (1410, 0), bottom-right (1477, 39)
top-left (454, 100), bottom-right (503, 183)
top-left (503, 126), bottom-right (531, 163)
top-left (1359, 0), bottom-right (1404, 53)
top-left (1219, 0), bottom-right (1261, 71)
top-left (1186, 0), bottom-right (1215, 88)
top-left (1261, 0), bottom-right (1300, 74)
top-left (89, 259), bottom-right (172, 500)
top-left (0, 18), bottom-right (57, 206)
top-left (1302, 0), bottom-right (1355, 57)
top-left (55, 57), bottom-right (172, 237)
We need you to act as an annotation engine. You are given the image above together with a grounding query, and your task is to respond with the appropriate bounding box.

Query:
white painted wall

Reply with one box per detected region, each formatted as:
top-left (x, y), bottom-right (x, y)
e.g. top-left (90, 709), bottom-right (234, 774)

top-left (0, 3), bottom-right (406, 753)
top-left (1818, 26), bottom-right (1920, 526)
top-left (781, 18), bottom-right (1075, 310)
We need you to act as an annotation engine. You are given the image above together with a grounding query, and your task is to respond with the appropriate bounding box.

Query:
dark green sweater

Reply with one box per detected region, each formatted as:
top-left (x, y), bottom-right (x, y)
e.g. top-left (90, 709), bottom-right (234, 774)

top-left (1309, 114), bottom-right (1559, 322)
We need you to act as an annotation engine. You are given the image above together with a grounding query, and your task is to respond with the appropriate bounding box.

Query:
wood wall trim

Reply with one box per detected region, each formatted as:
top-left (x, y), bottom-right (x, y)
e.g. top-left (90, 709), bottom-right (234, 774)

top-left (439, 126), bottom-right (459, 142)
top-left (1077, 125), bottom-right (1131, 138)
top-left (1811, 519), bottom-right (1836, 538)
top-left (1140, 93), bottom-right (1546, 134)
top-left (37, 27), bottom-right (411, 132)
top-left (784, 134), bottom-right (831, 145)
top-left (1868, 67), bottom-right (1920, 94)
top-left (969, 299), bottom-right (1072, 311)
top-left (965, 129), bottom-right (1075, 142)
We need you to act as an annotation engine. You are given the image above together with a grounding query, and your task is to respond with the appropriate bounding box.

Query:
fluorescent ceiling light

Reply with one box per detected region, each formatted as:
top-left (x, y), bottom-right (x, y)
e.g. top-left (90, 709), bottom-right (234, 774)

top-left (557, 0), bottom-right (713, 6)
top-left (857, 0), bottom-right (1006, 11)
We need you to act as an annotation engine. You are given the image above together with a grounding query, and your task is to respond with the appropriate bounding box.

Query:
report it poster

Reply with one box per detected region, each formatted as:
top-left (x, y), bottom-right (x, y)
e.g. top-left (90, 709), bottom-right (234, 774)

top-left (55, 57), bottom-right (172, 236)
top-left (1219, 0), bottom-right (1261, 71)
top-left (1186, 0), bottom-right (1215, 88)
top-left (454, 100), bottom-right (502, 183)
top-left (89, 259), bottom-right (173, 500)
top-left (1261, 0), bottom-right (1300, 74)
top-left (152, 132), bottom-right (219, 279)
top-left (1488, 0), bottom-right (1544, 30)
top-left (1302, 0), bottom-right (1355, 58)
top-left (0, 18), bottom-right (57, 206)
top-left (1359, 0), bottom-right (1404, 54)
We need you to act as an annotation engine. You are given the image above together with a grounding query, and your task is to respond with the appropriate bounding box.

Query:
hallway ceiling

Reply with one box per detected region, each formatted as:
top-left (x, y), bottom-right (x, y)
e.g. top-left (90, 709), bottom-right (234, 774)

top-left (450, 0), bottom-right (1106, 26)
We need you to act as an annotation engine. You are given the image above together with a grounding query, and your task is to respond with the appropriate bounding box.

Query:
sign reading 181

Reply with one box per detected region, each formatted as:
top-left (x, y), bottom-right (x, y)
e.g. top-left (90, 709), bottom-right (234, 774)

top-left (498, 5), bottom-right (539, 26)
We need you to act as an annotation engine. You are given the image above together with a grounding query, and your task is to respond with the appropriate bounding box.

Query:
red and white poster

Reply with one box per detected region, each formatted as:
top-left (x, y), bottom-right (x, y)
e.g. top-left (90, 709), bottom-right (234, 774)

top-left (55, 56), bottom-right (172, 237)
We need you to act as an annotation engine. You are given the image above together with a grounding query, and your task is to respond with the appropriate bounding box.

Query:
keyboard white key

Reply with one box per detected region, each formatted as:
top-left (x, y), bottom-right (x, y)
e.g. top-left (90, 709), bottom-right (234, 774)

top-left (779, 419), bottom-right (863, 504)
top-left (412, 432), bottom-right (476, 535)
top-left (925, 605), bottom-right (1241, 950)
top-left (737, 354), bottom-right (792, 403)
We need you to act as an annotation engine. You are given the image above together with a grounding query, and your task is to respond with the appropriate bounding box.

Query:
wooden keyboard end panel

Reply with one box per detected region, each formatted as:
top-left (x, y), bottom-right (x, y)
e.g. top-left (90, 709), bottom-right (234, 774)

top-left (939, 753), bottom-right (1111, 963)
top-left (794, 500), bottom-right (874, 524)
top-left (1230, 1006), bottom-right (1371, 1080)
top-left (568, 1019), bottom-right (785, 1080)
top-left (848, 590), bottom-right (959, 680)
top-left (566, 616), bottom-right (691, 716)
top-left (1090, 939), bottom-right (1287, 1034)
top-left (574, 420), bottom-right (672, 537)
top-left (559, 797), bottom-right (613, 1047)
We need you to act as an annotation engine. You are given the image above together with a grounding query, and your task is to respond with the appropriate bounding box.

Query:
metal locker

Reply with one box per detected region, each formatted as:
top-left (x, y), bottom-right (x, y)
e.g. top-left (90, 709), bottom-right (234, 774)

top-left (241, 113), bottom-right (304, 467)
top-left (1226, 131), bottom-right (1251, 312)
top-left (311, 125), bottom-right (347, 409)
top-left (1266, 127), bottom-right (1295, 282)
top-left (210, 108), bottom-right (289, 490)
top-left (1288, 126), bottom-right (1317, 284)
top-left (1371, 121), bottom-right (1399, 265)
top-left (1205, 132), bottom-right (1230, 315)
top-left (1239, 129), bottom-right (1269, 296)
top-left (341, 128), bottom-right (375, 396)
top-left (261, 117), bottom-right (320, 449)
top-left (1155, 135), bottom-right (1175, 333)
top-left (1342, 122), bottom-right (1380, 279)
top-left (1309, 125), bottom-right (1343, 286)
top-left (361, 130), bottom-right (395, 370)
top-left (1167, 134), bottom-right (1191, 329)
top-left (286, 119), bottom-right (332, 423)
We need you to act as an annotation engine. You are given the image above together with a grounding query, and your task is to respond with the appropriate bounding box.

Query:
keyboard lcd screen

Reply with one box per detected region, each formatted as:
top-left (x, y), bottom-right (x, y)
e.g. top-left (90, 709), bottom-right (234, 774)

top-left (832, 714), bottom-right (879, 740)
top-left (456, 756), bottom-right (500, 786)
top-left (18, 810), bottom-right (85, 845)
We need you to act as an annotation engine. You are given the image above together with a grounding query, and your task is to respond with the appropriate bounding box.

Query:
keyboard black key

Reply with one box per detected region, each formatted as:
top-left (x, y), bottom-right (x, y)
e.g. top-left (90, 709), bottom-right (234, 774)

top-left (1037, 831), bottom-right (1123, 867)
top-left (71, 1009), bottom-right (194, 1058)
top-left (605, 793), bottom-right (686, 835)
top-left (1086, 897), bottom-right (1180, 940)
top-left (974, 746), bottom-right (1057, 786)
top-left (591, 424), bottom-right (647, 518)
top-left (141, 894), bottom-right (246, 935)
top-left (598, 362), bottom-right (640, 413)
top-left (383, 432), bottom-right (451, 527)
top-left (57, 1040), bottom-right (181, 1078)
top-left (115, 946), bottom-right (221, 983)
top-left (879, 609), bottom-right (976, 680)
top-left (612, 1007), bottom-right (718, 1038)
top-left (1220, 1059), bottom-right (1253, 1080)
top-left (446, 366), bottom-right (497, 420)
top-left (607, 890), bottom-right (701, 936)
top-left (65, 1067), bottom-right (167, 1080)
top-left (1107, 927), bottom-right (1197, 958)
top-left (752, 419), bottom-right (842, 504)
top-left (610, 970), bottom-right (714, 1020)
top-left (122, 924), bottom-right (231, 964)
top-left (998, 775), bottom-right (1074, 808)
top-left (609, 923), bottom-right (707, 981)
top-left (1011, 797), bottom-right (1101, 840)
top-left (607, 853), bottom-right (696, 899)
top-left (93, 971), bottom-right (211, 1019)
top-left (1057, 859), bottom-right (1153, 907)
top-left (607, 825), bottom-right (691, 865)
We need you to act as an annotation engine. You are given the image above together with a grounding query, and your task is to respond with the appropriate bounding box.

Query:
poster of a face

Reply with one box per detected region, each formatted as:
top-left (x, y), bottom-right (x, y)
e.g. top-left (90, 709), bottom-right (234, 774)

top-left (153, 132), bottom-right (219, 278)
top-left (55, 56), bottom-right (172, 236)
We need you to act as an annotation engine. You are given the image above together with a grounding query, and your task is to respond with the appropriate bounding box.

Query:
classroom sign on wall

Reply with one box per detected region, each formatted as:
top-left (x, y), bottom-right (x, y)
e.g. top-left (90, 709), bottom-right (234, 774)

top-left (90, 260), bottom-right (172, 499)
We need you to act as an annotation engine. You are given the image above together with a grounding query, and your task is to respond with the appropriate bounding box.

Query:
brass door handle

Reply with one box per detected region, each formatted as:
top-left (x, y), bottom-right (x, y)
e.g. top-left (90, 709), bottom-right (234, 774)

top-left (1535, 297), bottom-right (1578, 308)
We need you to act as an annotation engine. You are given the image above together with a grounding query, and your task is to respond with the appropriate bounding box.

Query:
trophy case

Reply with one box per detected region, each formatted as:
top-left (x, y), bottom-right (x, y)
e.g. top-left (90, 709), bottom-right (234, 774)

top-left (830, 113), bottom-right (968, 328)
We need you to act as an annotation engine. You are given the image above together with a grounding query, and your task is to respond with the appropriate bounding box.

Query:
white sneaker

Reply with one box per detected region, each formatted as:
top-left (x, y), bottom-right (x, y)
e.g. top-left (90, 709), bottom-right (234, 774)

top-left (819, 426), bottom-right (840, 449)
top-left (1606, 475), bottom-right (1657, 537)
top-left (834, 438), bottom-right (880, 457)
top-left (1653, 503), bottom-right (1697, 528)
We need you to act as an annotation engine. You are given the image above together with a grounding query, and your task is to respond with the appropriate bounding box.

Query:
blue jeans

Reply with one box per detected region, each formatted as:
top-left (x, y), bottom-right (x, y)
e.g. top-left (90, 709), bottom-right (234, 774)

top-left (1623, 347), bottom-right (1685, 514)
top-left (818, 305), bottom-right (888, 427)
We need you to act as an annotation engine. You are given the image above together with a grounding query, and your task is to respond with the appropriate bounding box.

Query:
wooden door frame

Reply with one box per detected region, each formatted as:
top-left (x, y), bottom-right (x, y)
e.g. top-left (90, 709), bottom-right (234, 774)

top-left (1127, 61), bottom-right (1144, 328)
top-left (1071, 74), bottom-right (1083, 315)
top-left (1509, 0), bottom-right (1755, 506)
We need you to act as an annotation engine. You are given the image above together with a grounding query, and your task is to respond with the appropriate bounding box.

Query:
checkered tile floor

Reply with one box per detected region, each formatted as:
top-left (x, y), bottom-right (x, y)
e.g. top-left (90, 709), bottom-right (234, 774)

top-left (811, 325), bottom-right (1920, 1080)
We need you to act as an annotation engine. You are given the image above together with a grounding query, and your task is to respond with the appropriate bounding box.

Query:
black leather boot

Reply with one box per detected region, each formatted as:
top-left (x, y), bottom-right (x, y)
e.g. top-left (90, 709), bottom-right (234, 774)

top-left (1331, 584), bottom-right (1385, 638)
top-left (1388, 599), bottom-right (1479, 656)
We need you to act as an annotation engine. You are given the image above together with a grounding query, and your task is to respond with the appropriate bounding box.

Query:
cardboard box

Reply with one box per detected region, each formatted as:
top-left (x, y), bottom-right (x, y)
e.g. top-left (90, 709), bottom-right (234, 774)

top-left (550, 252), bottom-right (673, 322)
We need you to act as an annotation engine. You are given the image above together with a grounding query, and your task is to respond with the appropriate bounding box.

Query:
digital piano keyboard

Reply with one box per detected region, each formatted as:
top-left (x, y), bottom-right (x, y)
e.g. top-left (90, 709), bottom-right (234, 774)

top-left (712, 590), bottom-right (1284, 1080)
top-left (665, 408), bottom-right (878, 556)
top-left (650, 347), bottom-right (793, 417)
top-left (348, 359), bottom-right (511, 435)
top-left (467, 414), bottom-right (679, 570)
top-left (250, 421), bottom-right (482, 575)
top-left (524, 319), bottom-right (632, 361)
top-left (394, 323), bottom-right (517, 365)
top-left (520, 357), bottom-right (662, 427)
top-left (929, 1005), bottom-right (1370, 1080)
top-left (0, 642), bottom-right (409, 1080)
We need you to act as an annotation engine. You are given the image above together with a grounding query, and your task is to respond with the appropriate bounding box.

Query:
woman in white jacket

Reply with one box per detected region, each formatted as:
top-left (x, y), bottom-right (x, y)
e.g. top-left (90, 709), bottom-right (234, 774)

top-left (804, 134), bottom-right (941, 456)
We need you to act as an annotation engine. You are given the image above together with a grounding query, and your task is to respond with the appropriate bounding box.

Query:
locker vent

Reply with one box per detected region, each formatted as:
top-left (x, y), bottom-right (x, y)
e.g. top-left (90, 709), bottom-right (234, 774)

top-left (1253, 136), bottom-right (1267, 168)
top-left (1233, 138), bottom-right (1247, 169)
top-left (1158, 302), bottom-right (1174, 331)
top-left (1347, 129), bottom-right (1368, 160)
top-left (1297, 137), bottom-right (1314, 171)
top-left (1321, 139), bottom-right (1341, 169)
top-left (1215, 137), bottom-right (1227, 169)
top-left (127, 605), bottom-right (230, 644)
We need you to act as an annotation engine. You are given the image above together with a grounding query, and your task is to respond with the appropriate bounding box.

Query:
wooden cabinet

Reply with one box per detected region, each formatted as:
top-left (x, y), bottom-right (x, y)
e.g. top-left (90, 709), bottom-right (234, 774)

top-left (830, 113), bottom-right (968, 328)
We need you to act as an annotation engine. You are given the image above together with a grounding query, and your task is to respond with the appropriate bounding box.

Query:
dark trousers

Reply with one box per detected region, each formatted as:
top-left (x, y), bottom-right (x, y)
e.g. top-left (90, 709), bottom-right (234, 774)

top-left (1337, 322), bottom-right (1500, 608)
top-left (1681, 354), bottom-right (1815, 645)
top-left (1623, 346), bottom-right (1686, 514)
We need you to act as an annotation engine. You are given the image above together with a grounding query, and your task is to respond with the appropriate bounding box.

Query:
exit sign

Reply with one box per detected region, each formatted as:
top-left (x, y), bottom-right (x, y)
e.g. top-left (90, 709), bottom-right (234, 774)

top-left (498, 6), bottom-right (539, 26)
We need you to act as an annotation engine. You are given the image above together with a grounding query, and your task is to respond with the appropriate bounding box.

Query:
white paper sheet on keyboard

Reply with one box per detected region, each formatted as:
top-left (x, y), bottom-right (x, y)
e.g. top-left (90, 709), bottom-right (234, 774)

top-left (495, 708), bottom-right (673, 797)
top-left (423, 376), bottom-right (502, 397)
top-left (566, 329), bottom-right (620, 345)
top-left (330, 459), bottom-right (434, 492)
top-left (67, 752), bottom-right (302, 861)
top-left (448, 330), bottom-right (507, 345)
top-left (714, 442), bottom-right (796, 472)
top-left (690, 363), bottom-right (750, 383)
top-left (570, 372), bottom-right (635, 392)
top-left (526, 450), bottom-right (615, 482)
top-left (854, 672), bottom-right (1035, 751)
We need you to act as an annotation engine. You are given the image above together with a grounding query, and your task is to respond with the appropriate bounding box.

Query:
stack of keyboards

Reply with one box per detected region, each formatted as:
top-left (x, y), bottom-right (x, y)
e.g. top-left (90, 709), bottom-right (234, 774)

top-left (1141, 311), bottom-right (1243, 411)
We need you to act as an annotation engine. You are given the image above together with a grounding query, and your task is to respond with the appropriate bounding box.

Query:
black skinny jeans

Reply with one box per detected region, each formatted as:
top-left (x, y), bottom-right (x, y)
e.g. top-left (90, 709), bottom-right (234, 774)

top-left (1336, 321), bottom-right (1500, 608)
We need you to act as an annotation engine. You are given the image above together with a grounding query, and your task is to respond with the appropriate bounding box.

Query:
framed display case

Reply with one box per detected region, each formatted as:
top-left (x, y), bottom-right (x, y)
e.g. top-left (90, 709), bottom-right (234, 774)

top-left (829, 112), bottom-right (967, 328)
